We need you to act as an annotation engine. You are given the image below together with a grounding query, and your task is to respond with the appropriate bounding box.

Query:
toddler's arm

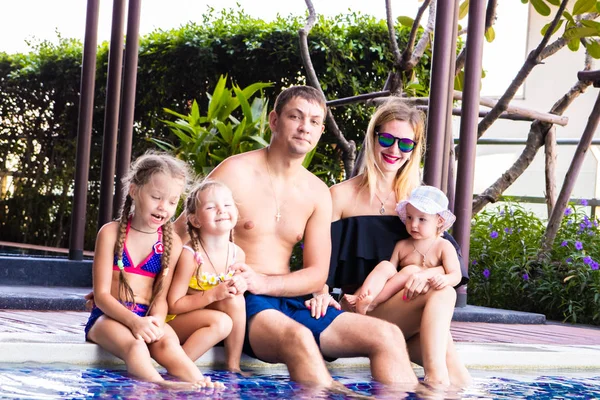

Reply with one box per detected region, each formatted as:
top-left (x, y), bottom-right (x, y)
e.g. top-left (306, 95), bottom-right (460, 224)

top-left (428, 240), bottom-right (462, 289)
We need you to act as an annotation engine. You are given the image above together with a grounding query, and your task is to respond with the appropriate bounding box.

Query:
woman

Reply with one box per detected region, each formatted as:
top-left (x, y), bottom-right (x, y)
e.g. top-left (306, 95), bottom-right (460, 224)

top-left (315, 98), bottom-right (470, 386)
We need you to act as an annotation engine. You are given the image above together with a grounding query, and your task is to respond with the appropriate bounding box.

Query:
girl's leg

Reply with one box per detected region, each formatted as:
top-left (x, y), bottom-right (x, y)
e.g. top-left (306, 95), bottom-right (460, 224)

top-left (346, 261), bottom-right (397, 314)
top-left (209, 294), bottom-right (246, 371)
top-left (168, 309), bottom-right (232, 361)
top-left (370, 265), bottom-right (422, 310)
top-left (149, 323), bottom-right (214, 385)
top-left (87, 315), bottom-right (163, 382)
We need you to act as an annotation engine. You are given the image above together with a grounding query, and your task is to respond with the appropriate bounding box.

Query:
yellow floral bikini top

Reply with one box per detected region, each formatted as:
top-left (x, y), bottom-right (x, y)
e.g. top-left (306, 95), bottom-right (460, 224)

top-left (183, 245), bottom-right (236, 291)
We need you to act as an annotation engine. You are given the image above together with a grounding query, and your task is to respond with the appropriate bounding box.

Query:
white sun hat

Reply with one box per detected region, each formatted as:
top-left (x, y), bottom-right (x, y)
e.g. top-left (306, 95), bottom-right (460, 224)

top-left (395, 185), bottom-right (456, 233)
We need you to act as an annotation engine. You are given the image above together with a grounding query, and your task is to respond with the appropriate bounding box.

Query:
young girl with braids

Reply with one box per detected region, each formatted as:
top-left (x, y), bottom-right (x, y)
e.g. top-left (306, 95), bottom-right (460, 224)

top-left (84, 153), bottom-right (221, 388)
top-left (167, 179), bottom-right (247, 373)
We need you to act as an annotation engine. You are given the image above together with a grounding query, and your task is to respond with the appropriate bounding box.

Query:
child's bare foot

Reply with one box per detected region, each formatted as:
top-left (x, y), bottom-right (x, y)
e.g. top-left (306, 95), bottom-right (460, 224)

top-left (341, 294), bottom-right (357, 312)
top-left (196, 376), bottom-right (225, 389)
top-left (355, 292), bottom-right (374, 315)
top-left (156, 380), bottom-right (201, 390)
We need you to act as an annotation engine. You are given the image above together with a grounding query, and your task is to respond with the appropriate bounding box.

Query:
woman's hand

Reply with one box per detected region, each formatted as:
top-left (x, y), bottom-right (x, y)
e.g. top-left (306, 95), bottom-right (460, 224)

top-left (305, 292), bottom-right (341, 319)
top-left (403, 271), bottom-right (431, 301)
top-left (130, 315), bottom-right (164, 343)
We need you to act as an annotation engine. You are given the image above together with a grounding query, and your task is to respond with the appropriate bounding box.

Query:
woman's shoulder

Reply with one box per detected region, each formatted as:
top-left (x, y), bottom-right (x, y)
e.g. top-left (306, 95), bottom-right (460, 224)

top-left (330, 175), bottom-right (361, 196)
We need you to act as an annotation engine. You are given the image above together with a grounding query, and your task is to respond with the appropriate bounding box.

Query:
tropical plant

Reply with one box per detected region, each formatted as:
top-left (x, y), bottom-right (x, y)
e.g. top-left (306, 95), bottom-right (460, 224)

top-left (153, 75), bottom-right (272, 176)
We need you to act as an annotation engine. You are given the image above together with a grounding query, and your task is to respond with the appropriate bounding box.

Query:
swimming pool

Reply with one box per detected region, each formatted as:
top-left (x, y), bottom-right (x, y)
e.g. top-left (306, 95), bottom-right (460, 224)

top-left (0, 365), bottom-right (599, 399)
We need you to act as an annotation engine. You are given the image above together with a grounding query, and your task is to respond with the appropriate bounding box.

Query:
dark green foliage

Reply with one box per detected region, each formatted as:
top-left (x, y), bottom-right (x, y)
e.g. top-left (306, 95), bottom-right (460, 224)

top-left (0, 9), bottom-right (432, 250)
top-left (469, 202), bottom-right (600, 325)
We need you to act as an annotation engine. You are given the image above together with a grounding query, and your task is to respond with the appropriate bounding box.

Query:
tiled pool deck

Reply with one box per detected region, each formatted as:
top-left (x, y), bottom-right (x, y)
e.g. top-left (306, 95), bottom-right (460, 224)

top-left (1, 308), bottom-right (600, 371)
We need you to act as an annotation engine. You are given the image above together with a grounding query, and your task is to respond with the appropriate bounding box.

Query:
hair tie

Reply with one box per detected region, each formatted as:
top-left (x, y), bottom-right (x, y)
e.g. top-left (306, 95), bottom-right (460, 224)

top-left (117, 259), bottom-right (124, 271)
top-left (163, 267), bottom-right (169, 277)
top-left (194, 252), bottom-right (204, 265)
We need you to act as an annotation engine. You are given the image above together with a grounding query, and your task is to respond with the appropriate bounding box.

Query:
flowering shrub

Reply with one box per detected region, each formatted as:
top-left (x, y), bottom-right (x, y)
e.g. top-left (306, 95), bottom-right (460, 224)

top-left (468, 202), bottom-right (600, 325)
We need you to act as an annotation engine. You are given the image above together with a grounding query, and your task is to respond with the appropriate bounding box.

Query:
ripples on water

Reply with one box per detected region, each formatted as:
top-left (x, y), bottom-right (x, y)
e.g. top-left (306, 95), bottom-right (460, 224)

top-left (0, 365), bottom-right (599, 399)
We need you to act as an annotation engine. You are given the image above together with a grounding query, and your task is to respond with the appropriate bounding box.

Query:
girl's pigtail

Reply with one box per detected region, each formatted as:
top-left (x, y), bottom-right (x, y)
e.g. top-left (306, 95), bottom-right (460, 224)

top-left (188, 221), bottom-right (203, 285)
top-left (147, 219), bottom-right (172, 313)
top-left (116, 195), bottom-right (136, 307)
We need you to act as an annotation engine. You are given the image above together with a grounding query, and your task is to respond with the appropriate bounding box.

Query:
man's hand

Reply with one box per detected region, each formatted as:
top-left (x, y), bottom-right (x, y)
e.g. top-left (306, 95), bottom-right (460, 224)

top-left (230, 263), bottom-right (266, 295)
top-left (304, 292), bottom-right (341, 319)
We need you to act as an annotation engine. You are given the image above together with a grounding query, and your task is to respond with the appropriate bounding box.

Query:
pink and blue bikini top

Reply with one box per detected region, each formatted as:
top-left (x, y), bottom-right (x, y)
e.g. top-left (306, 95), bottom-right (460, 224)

top-left (112, 221), bottom-right (164, 278)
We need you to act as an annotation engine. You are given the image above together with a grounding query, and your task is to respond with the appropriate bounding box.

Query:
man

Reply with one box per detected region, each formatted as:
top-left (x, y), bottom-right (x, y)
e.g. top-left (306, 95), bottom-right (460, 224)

top-left (175, 86), bottom-right (417, 387)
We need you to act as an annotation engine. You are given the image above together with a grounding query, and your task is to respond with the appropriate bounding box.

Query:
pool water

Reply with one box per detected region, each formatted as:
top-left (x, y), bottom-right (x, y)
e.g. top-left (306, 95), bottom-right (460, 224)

top-left (0, 365), bottom-right (599, 399)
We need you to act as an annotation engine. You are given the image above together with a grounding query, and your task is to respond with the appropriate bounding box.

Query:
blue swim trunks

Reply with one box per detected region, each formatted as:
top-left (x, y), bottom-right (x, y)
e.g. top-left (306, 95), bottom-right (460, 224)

top-left (243, 293), bottom-right (344, 361)
top-left (84, 303), bottom-right (149, 340)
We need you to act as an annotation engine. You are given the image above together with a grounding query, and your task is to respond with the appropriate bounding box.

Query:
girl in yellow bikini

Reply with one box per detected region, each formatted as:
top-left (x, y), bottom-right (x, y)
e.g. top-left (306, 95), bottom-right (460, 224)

top-left (167, 179), bottom-right (247, 372)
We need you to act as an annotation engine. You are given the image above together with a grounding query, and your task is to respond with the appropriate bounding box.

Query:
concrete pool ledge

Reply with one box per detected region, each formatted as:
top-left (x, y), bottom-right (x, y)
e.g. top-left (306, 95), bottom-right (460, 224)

top-left (1, 333), bottom-right (600, 371)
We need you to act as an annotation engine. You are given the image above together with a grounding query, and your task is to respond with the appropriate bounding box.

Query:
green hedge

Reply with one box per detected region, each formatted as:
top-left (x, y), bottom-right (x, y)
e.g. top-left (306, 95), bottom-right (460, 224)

top-left (0, 9), bottom-right (432, 250)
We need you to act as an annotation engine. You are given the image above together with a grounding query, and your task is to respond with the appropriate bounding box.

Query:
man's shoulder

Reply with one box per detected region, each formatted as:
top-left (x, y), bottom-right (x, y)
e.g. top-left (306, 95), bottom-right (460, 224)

top-left (211, 150), bottom-right (262, 179)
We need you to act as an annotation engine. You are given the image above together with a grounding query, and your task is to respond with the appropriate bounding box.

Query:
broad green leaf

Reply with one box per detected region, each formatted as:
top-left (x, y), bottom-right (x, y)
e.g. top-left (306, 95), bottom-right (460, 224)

top-left (541, 19), bottom-right (564, 36)
top-left (302, 146), bottom-right (317, 168)
top-left (207, 75), bottom-right (228, 120)
top-left (546, 0), bottom-right (560, 4)
top-left (585, 40), bottom-right (600, 58)
top-left (485, 26), bottom-right (496, 42)
top-left (562, 11), bottom-right (576, 25)
top-left (233, 85), bottom-right (253, 124)
top-left (530, 0), bottom-right (551, 16)
top-left (458, 0), bottom-right (470, 20)
top-left (162, 107), bottom-right (190, 120)
top-left (454, 70), bottom-right (465, 91)
top-left (397, 16), bottom-right (415, 27)
top-left (231, 118), bottom-right (247, 150)
top-left (190, 99), bottom-right (200, 126)
top-left (580, 19), bottom-right (600, 31)
top-left (573, 0), bottom-right (597, 15)
top-left (563, 26), bottom-right (598, 41)
top-left (248, 135), bottom-right (269, 147)
top-left (597, 1), bottom-right (600, 12)
top-left (568, 37), bottom-right (581, 51)
top-left (213, 120), bottom-right (233, 143)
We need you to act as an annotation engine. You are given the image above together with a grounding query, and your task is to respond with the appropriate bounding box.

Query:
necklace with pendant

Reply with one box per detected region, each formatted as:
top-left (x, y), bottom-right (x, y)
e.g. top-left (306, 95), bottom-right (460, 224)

top-left (374, 190), bottom-right (395, 215)
top-left (199, 240), bottom-right (229, 275)
top-left (413, 238), bottom-right (437, 267)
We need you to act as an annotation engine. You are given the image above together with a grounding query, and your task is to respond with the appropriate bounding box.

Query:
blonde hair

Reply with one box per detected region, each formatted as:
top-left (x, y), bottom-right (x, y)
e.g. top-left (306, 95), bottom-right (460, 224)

top-left (185, 179), bottom-right (235, 287)
top-left (114, 152), bottom-right (189, 311)
top-left (358, 98), bottom-right (425, 202)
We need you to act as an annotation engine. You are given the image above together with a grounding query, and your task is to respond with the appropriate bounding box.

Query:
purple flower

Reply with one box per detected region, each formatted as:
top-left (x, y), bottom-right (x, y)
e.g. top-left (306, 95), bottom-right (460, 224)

top-left (300, 242), bottom-right (304, 250)
top-left (483, 268), bottom-right (490, 279)
top-left (561, 241), bottom-right (568, 247)
top-left (499, 210), bottom-right (505, 217)
top-left (583, 256), bottom-right (593, 265)
top-left (580, 199), bottom-right (588, 206)
top-left (575, 241), bottom-right (583, 251)
top-left (522, 273), bottom-right (529, 281)
top-left (592, 261), bottom-right (599, 271)
top-left (564, 208), bottom-right (573, 216)
top-left (567, 219), bottom-right (573, 225)
top-left (472, 260), bottom-right (478, 265)
top-left (566, 257), bottom-right (573, 263)
top-left (504, 227), bottom-right (513, 234)
top-left (490, 231), bottom-right (499, 239)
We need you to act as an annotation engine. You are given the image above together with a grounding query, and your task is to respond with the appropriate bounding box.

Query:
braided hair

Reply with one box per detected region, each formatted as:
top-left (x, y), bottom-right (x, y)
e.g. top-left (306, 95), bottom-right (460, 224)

top-left (114, 152), bottom-right (190, 311)
top-left (184, 179), bottom-right (236, 285)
